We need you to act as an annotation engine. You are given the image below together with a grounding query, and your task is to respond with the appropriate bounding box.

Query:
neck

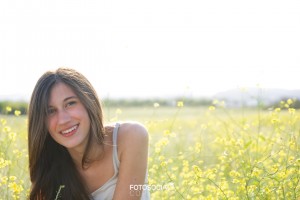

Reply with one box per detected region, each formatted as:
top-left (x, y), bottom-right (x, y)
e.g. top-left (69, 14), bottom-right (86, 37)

top-left (68, 147), bottom-right (85, 168)
top-left (67, 141), bottom-right (103, 169)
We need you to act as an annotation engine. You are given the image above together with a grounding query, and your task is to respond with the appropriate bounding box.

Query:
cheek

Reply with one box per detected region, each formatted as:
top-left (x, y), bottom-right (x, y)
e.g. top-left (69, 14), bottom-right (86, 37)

top-left (79, 112), bottom-right (90, 130)
top-left (77, 106), bottom-right (90, 123)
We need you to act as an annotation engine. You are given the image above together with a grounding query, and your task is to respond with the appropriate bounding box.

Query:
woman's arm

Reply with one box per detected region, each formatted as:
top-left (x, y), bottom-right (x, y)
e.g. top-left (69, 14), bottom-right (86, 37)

top-left (113, 122), bottom-right (149, 200)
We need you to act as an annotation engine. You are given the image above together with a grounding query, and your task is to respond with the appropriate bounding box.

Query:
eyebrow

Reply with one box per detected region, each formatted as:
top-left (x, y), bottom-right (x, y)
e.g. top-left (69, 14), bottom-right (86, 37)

top-left (48, 96), bottom-right (78, 107)
top-left (63, 96), bottom-right (78, 102)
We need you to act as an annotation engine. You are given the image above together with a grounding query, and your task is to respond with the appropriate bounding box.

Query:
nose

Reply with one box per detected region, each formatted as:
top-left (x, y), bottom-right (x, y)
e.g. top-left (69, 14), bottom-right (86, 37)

top-left (57, 109), bottom-right (71, 125)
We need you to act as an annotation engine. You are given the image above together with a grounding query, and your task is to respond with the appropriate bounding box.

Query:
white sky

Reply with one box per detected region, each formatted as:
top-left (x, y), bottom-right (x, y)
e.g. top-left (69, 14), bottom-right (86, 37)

top-left (0, 0), bottom-right (299, 100)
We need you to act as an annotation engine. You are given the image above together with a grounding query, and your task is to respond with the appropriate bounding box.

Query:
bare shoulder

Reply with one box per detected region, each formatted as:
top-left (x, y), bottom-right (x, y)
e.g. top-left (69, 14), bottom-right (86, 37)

top-left (118, 122), bottom-right (149, 145)
top-left (117, 122), bottom-right (149, 160)
top-left (119, 121), bottom-right (148, 138)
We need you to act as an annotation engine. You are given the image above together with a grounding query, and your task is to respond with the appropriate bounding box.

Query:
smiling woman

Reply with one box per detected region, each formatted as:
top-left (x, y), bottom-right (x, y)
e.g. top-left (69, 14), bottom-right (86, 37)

top-left (27, 68), bottom-right (150, 200)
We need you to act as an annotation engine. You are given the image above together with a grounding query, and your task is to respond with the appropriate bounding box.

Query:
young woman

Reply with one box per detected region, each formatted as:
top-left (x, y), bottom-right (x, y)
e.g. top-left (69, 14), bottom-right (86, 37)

top-left (28, 68), bottom-right (150, 199)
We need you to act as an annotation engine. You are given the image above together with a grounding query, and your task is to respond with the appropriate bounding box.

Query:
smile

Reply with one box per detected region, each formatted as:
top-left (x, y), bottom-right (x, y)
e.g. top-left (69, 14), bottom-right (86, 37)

top-left (60, 124), bottom-right (79, 136)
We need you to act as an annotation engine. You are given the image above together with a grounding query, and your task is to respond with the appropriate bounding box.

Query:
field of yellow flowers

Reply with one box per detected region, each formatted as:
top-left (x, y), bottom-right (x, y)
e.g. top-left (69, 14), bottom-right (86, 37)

top-left (1, 100), bottom-right (300, 199)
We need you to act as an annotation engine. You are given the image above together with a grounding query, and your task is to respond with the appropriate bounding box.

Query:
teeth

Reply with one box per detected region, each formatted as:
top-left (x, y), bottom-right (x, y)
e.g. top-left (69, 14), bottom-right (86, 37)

top-left (61, 125), bottom-right (77, 135)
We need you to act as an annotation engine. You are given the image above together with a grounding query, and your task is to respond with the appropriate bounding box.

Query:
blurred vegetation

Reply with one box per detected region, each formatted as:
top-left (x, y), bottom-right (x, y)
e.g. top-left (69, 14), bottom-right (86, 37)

top-left (0, 101), bottom-right (28, 115)
top-left (270, 98), bottom-right (300, 110)
top-left (102, 98), bottom-right (212, 107)
top-left (0, 98), bottom-right (212, 115)
top-left (0, 98), bottom-right (299, 115)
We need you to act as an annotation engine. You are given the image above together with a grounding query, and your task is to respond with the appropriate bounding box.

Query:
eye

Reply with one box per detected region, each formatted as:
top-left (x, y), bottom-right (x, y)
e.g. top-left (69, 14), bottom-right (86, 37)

top-left (66, 101), bottom-right (77, 107)
top-left (47, 107), bottom-right (56, 116)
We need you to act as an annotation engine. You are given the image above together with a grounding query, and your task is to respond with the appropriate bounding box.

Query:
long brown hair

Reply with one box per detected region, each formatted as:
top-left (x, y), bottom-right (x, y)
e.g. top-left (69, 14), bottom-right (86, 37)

top-left (28, 68), bottom-right (104, 199)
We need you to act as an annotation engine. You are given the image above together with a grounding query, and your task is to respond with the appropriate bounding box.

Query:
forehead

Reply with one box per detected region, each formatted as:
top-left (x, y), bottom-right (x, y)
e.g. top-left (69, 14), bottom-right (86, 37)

top-left (48, 82), bottom-right (77, 105)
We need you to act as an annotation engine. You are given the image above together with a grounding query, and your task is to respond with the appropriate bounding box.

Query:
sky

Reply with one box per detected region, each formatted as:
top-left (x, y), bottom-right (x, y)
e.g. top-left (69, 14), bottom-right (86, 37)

top-left (0, 0), bottom-right (299, 100)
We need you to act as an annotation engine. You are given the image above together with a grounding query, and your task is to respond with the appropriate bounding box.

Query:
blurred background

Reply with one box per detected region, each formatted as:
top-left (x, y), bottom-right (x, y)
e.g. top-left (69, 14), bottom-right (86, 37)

top-left (0, 0), bottom-right (300, 112)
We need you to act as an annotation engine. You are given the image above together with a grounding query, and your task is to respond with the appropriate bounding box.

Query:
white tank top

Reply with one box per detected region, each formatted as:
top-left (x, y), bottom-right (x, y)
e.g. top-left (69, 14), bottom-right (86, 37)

top-left (91, 123), bottom-right (151, 200)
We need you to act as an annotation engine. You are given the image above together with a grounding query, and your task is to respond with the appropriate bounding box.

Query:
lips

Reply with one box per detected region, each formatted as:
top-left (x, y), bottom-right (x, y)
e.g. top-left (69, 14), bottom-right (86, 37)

top-left (60, 124), bottom-right (79, 137)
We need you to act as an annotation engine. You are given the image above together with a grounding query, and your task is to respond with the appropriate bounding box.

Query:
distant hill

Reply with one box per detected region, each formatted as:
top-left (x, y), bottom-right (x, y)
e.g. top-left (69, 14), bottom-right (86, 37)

top-left (213, 88), bottom-right (300, 107)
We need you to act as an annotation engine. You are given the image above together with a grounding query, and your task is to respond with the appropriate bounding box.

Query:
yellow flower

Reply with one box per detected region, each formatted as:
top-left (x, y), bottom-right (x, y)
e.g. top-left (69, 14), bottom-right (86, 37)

top-left (172, 167), bottom-right (178, 171)
top-left (9, 176), bottom-right (17, 181)
top-left (160, 161), bottom-right (167, 167)
top-left (3, 126), bottom-right (11, 132)
top-left (264, 187), bottom-right (271, 194)
top-left (6, 106), bottom-right (12, 112)
top-left (0, 158), bottom-right (11, 168)
top-left (232, 179), bottom-right (240, 184)
top-left (156, 137), bottom-right (169, 147)
top-left (9, 132), bottom-right (17, 141)
top-left (163, 130), bottom-right (171, 136)
top-left (8, 182), bottom-right (23, 194)
top-left (115, 108), bottom-right (122, 115)
top-left (252, 168), bottom-right (261, 177)
top-left (159, 155), bottom-right (165, 161)
top-left (208, 106), bottom-right (215, 111)
top-left (288, 108), bottom-right (295, 114)
top-left (275, 108), bottom-right (281, 112)
top-left (177, 101), bottom-right (184, 107)
top-left (296, 158), bottom-right (300, 165)
top-left (14, 110), bottom-right (21, 116)
top-left (248, 185), bottom-right (257, 193)
top-left (229, 170), bottom-right (240, 178)
top-left (212, 100), bottom-right (219, 105)
top-left (153, 103), bottom-right (160, 108)
top-left (192, 165), bottom-right (200, 172)
top-left (287, 98), bottom-right (293, 105)
top-left (288, 156), bottom-right (295, 163)
top-left (155, 147), bottom-right (161, 153)
top-left (1, 176), bottom-right (8, 184)
top-left (195, 142), bottom-right (201, 153)
top-left (271, 118), bottom-right (279, 124)
top-left (0, 118), bottom-right (7, 125)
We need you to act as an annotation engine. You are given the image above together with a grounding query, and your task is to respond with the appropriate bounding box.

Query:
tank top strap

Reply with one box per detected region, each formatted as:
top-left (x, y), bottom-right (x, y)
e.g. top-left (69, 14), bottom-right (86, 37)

top-left (112, 123), bottom-right (120, 171)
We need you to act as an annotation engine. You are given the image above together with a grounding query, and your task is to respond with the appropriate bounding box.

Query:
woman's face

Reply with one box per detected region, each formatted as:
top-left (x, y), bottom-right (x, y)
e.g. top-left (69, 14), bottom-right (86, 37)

top-left (46, 82), bottom-right (91, 151)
